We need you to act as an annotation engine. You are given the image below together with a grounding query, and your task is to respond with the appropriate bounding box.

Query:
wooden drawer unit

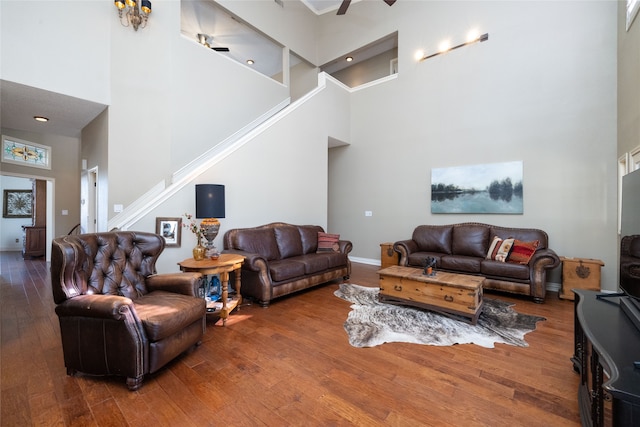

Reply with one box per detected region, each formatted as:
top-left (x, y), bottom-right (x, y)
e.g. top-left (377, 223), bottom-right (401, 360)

top-left (378, 266), bottom-right (484, 324)
top-left (559, 257), bottom-right (604, 300)
top-left (380, 242), bottom-right (399, 269)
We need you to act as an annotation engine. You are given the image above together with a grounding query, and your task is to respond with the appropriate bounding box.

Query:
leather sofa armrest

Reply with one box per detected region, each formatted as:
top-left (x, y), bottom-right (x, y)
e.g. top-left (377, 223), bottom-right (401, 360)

top-left (338, 240), bottom-right (353, 254)
top-left (528, 248), bottom-right (560, 303)
top-left (394, 240), bottom-right (418, 266)
top-left (529, 248), bottom-right (560, 270)
top-left (223, 249), bottom-right (268, 272)
top-left (54, 294), bottom-right (135, 320)
top-left (147, 272), bottom-right (203, 297)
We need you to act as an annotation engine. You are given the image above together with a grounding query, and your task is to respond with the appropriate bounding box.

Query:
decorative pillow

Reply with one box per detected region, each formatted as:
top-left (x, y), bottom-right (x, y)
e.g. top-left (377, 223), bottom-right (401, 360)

top-left (317, 232), bottom-right (340, 253)
top-left (486, 236), bottom-right (514, 262)
top-left (507, 239), bottom-right (540, 265)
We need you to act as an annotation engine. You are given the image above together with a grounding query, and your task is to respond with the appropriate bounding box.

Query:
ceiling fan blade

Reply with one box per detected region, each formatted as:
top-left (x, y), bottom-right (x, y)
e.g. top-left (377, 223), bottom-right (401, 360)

top-left (337, 0), bottom-right (351, 15)
top-left (212, 47), bottom-right (230, 52)
top-left (383, 0), bottom-right (396, 5)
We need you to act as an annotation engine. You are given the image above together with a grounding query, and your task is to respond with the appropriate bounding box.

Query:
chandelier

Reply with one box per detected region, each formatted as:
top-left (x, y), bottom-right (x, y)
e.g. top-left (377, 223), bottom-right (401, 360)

top-left (114, 0), bottom-right (152, 31)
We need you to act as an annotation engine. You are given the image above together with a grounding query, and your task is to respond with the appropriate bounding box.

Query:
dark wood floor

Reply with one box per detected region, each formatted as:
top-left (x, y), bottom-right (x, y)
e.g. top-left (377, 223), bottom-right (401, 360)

top-left (0, 251), bottom-right (580, 426)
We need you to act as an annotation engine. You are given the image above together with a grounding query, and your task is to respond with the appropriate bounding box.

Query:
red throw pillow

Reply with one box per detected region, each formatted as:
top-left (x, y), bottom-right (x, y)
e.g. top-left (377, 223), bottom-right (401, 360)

top-left (317, 232), bottom-right (340, 253)
top-left (507, 239), bottom-right (539, 265)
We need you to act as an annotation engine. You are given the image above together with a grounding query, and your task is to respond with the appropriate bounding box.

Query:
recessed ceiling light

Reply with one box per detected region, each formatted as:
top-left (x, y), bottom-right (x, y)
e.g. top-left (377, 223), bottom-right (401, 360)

top-left (33, 116), bottom-right (49, 122)
top-left (346, 56), bottom-right (353, 62)
top-left (246, 59), bottom-right (254, 65)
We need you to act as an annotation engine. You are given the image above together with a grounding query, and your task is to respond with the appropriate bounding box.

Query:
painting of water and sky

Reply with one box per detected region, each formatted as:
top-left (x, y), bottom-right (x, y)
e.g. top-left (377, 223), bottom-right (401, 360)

top-left (431, 161), bottom-right (523, 214)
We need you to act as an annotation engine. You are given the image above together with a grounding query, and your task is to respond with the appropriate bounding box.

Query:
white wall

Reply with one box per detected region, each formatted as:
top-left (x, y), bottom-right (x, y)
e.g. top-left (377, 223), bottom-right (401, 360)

top-left (132, 76), bottom-right (349, 273)
top-left (328, 1), bottom-right (618, 290)
top-left (0, 176), bottom-right (32, 251)
top-left (619, 0), bottom-right (640, 158)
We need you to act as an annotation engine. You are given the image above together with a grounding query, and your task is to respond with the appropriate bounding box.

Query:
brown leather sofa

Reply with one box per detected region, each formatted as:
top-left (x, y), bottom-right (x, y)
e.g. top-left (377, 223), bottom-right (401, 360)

top-left (223, 222), bottom-right (352, 306)
top-left (50, 231), bottom-right (206, 390)
top-left (393, 223), bottom-right (560, 303)
top-left (621, 235), bottom-right (640, 292)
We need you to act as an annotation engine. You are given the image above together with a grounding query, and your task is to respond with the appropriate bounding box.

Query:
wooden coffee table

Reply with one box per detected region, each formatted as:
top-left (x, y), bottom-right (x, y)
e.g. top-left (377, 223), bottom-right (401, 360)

top-left (378, 266), bottom-right (485, 324)
top-left (178, 254), bottom-right (244, 325)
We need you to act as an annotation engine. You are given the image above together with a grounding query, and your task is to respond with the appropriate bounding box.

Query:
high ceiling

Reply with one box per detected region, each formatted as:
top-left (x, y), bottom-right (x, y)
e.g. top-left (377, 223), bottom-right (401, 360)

top-left (0, 0), bottom-right (384, 140)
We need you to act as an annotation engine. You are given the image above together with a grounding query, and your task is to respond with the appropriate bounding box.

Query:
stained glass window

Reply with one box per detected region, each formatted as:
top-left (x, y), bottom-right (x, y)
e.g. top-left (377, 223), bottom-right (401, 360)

top-left (2, 135), bottom-right (51, 169)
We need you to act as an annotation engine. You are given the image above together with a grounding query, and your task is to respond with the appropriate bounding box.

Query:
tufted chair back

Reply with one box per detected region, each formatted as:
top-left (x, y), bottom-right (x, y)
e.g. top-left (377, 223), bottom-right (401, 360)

top-left (50, 231), bottom-right (206, 391)
top-left (51, 231), bottom-right (163, 304)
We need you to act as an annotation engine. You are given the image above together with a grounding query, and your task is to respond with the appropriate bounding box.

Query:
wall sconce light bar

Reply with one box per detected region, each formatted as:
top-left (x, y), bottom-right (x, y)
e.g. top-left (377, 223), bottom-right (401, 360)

top-left (420, 33), bottom-right (488, 62)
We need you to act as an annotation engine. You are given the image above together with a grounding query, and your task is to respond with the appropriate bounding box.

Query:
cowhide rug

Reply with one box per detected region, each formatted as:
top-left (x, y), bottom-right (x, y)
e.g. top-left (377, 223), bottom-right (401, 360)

top-left (334, 283), bottom-right (546, 349)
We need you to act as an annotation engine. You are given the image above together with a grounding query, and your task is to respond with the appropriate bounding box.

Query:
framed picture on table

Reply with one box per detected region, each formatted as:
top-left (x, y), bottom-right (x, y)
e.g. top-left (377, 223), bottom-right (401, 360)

top-left (156, 217), bottom-right (181, 247)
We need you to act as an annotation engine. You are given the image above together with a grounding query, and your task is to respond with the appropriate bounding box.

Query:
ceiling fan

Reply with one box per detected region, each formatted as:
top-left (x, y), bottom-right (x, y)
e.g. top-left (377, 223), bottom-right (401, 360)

top-left (197, 33), bottom-right (230, 52)
top-left (337, 0), bottom-right (396, 15)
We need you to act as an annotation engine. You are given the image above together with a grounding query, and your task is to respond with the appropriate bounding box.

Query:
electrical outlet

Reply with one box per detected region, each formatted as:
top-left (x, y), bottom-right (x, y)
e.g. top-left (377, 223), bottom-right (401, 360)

top-left (365, 211), bottom-right (373, 217)
top-left (15, 238), bottom-right (19, 243)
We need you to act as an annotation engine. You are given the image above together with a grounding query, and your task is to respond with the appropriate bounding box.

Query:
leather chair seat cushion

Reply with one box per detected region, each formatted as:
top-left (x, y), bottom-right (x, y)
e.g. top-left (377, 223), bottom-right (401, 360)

top-left (274, 225), bottom-right (304, 259)
top-left (481, 260), bottom-right (530, 280)
top-left (440, 255), bottom-right (482, 273)
top-left (135, 291), bottom-right (205, 342)
top-left (412, 225), bottom-right (452, 254)
top-left (452, 224), bottom-right (490, 258)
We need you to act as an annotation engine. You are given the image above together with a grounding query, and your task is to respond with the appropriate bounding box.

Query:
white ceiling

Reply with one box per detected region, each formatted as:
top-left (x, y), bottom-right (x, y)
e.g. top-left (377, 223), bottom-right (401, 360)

top-left (302, 0), bottom-right (348, 15)
top-left (0, 80), bottom-right (106, 139)
top-left (0, 0), bottom-right (390, 140)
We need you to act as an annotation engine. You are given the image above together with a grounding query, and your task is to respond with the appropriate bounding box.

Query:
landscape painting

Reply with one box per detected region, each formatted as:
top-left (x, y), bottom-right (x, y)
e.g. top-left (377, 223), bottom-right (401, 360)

top-left (431, 161), bottom-right (523, 214)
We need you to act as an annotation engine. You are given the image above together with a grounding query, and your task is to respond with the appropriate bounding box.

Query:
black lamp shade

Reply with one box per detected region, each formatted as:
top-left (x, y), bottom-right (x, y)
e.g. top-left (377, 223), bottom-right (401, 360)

top-left (195, 184), bottom-right (225, 219)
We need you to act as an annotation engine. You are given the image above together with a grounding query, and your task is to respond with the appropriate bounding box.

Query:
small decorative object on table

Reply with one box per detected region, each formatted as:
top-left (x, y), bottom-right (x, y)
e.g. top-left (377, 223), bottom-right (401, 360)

top-left (183, 213), bottom-right (206, 260)
top-left (423, 256), bottom-right (436, 276)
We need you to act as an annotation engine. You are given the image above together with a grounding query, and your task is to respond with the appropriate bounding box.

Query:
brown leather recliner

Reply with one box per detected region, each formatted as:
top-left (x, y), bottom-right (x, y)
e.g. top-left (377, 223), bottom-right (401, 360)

top-left (50, 231), bottom-right (206, 390)
top-left (621, 235), bottom-right (640, 292)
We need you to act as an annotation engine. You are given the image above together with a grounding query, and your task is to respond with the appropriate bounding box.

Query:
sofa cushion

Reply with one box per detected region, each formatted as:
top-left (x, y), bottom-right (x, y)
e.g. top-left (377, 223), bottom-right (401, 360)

top-left (452, 224), bottom-right (490, 258)
top-left (481, 260), bottom-right (530, 281)
top-left (290, 254), bottom-right (329, 274)
top-left (269, 259), bottom-right (306, 282)
top-left (407, 252), bottom-right (443, 268)
top-left (135, 290), bottom-right (205, 341)
top-left (317, 252), bottom-right (349, 270)
top-left (507, 240), bottom-right (539, 265)
top-left (274, 225), bottom-right (303, 259)
top-left (490, 226), bottom-right (548, 250)
top-left (440, 255), bottom-right (482, 273)
top-left (486, 236), bottom-right (514, 262)
top-left (235, 228), bottom-right (280, 260)
top-left (317, 232), bottom-right (340, 253)
top-left (299, 225), bottom-right (324, 254)
top-left (412, 225), bottom-right (453, 254)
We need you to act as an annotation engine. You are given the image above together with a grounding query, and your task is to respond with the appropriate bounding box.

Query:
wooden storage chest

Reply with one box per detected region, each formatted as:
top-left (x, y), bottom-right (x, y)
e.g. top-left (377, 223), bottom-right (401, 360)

top-left (380, 242), bottom-right (399, 269)
top-left (559, 257), bottom-right (604, 300)
top-left (378, 266), bottom-right (484, 324)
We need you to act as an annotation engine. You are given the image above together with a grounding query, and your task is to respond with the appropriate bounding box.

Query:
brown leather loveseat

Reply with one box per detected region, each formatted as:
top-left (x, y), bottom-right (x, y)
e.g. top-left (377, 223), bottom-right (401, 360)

top-left (223, 222), bottom-right (352, 306)
top-left (50, 231), bottom-right (206, 390)
top-left (393, 223), bottom-right (560, 303)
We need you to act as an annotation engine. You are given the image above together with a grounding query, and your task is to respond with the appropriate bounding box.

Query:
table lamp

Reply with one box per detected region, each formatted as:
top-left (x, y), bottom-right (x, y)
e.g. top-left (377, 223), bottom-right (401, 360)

top-left (195, 184), bottom-right (225, 259)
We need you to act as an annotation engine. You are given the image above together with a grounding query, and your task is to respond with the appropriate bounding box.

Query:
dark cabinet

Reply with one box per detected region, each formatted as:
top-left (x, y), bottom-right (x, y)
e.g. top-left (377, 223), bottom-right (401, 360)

top-left (22, 226), bottom-right (46, 258)
top-left (573, 290), bottom-right (640, 426)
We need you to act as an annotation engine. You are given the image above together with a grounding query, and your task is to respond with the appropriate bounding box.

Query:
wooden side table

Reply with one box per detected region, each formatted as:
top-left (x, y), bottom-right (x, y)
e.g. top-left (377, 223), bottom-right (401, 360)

top-left (178, 254), bottom-right (245, 325)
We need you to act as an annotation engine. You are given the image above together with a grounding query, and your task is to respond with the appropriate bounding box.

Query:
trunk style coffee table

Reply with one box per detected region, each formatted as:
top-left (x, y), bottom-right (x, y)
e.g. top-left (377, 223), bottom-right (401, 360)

top-left (178, 254), bottom-right (244, 325)
top-left (378, 266), bottom-right (485, 324)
